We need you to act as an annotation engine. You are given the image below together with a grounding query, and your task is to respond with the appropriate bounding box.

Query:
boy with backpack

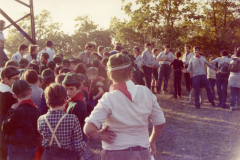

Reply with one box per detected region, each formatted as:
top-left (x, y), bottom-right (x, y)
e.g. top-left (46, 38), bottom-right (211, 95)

top-left (211, 50), bottom-right (232, 109)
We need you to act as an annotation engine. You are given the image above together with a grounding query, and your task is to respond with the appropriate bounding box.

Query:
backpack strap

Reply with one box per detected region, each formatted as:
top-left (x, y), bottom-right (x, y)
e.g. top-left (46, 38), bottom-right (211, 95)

top-left (44, 114), bottom-right (68, 148)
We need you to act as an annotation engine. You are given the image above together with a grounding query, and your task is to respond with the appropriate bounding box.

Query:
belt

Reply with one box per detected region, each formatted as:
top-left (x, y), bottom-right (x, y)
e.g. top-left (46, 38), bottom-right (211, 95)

top-left (107, 146), bottom-right (147, 152)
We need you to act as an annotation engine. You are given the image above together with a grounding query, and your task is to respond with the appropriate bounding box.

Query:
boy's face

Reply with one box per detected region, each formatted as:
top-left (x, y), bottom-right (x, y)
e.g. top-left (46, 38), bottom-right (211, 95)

top-left (86, 74), bottom-right (96, 81)
top-left (64, 85), bottom-right (81, 99)
top-left (20, 48), bottom-right (28, 55)
top-left (40, 55), bottom-right (44, 61)
top-left (154, 51), bottom-right (158, 56)
top-left (34, 48), bottom-right (39, 55)
top-left (86, 47), bottom-right (93, 55)
top-left (4, 74), bottom-right (20, 87)
top-left (194, 49), bottom-right (200, 55)
top-left (165, 48), bottom-right (170, 53)
top-left (185, 47), bottom-right (190, 52)
top-left (69, 63), bottom-right (75, 71)
top-left (146, 46), bottom-right (151, 51)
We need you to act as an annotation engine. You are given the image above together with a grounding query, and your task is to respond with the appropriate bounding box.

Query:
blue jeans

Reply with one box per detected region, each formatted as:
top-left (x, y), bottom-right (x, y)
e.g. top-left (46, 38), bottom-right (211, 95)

top-left (8, 144), bottom-right (37, 160)
top-left (192, 75), bottom-right (214, 108)
top-left (216, 74), bottom-right (229, 107)
top-left (158, 64), bottom-right (171, 91)
top-left (230, 87), bottom-right (240, 107)
top-left (208, 78), bottom-right (216, 99)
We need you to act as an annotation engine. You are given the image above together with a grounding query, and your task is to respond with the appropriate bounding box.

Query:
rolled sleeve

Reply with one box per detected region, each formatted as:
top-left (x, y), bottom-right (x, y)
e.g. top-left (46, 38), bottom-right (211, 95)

top-left (150, 94), bottom-right (166, 125)
top-left (85, 95), bottom-right (111, 129)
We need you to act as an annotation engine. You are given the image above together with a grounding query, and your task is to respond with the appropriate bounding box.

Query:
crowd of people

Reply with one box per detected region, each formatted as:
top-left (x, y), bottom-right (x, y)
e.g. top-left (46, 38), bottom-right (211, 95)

top-left (0, 18), bottom-right (240, 160)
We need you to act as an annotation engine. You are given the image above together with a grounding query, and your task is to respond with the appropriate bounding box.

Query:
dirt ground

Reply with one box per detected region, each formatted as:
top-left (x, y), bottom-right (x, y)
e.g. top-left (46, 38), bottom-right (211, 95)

top-left (87, 92), bottom-right (240, 160)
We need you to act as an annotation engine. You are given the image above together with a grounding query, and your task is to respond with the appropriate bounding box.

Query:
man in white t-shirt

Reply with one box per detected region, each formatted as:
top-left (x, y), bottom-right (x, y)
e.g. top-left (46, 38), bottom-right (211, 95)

top-left (11, 44), bottom-right (28, 63)
top-left (37, 41), bottom-right (55, 62)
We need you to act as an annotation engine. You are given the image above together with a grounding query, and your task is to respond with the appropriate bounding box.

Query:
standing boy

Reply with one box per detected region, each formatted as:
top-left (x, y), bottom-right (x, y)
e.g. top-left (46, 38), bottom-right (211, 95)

top-left (11, 44), bottom-right (28, 62)
top-left (133, 47), bottom-right (143, 72)
top-left (2, 80), bottom-right (40, 160)
top-left (37, 41), bottom-right (55, 61)
top-left (151, 48), bottom-right (161, 94)
top-left (78, 42), bottom-right (95, 68)
top-left (39, 52), bottom-right (50, 75)
top-left (142, 43), bottom-right (153, 89)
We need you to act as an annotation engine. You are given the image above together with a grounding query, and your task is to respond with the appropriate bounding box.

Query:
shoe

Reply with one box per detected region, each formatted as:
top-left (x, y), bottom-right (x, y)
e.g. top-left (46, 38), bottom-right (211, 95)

top-left (211, 101), bottom-right (215, 107)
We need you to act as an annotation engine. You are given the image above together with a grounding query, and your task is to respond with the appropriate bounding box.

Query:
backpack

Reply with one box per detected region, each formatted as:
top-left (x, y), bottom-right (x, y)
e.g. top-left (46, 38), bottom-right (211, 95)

top-left (218, 59), bottom-right (230, 76)
top-left (228, 59), bottom-right (240, 73)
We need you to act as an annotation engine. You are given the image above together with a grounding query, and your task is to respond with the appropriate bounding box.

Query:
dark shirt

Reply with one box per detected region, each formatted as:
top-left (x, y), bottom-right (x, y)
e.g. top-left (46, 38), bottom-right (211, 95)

top-left (170, 59), bottom-right (184, 70)
top-left (40, 61), bottom-right (47, 75)
top-left (40, 92), bottom-right (48, 115)
top-left (0, 92), bottom-right (17, 122)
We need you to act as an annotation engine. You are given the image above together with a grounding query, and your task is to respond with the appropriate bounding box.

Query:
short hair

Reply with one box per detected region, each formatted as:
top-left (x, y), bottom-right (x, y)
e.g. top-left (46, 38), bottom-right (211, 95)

top-left (55, 74), bottom-right (66, 84)
top-left (164, 44), bottom-right (170, 49)
top-left (41, 52), bottom-right (50, 60)
top-left (5, 60), bottom-right (19, 67)
top-left (69, 58), bottom-right (76, 64)
top-left (145, 43), bottom-right (151, 47)
top-left (19, 58), bottom-right (29, 69)
top-left (221, 50), bottom-right (228, 56)
top-left (63, 83), bottom-right (81, 89)
top-left (54, 65), bottom-right (63, 75)
top-left (62, 59), bottom-right (70, 67)
top-left (46, 41), bottom-right (53, 47)
top-left (103, 52), bottom-right (110, 57)
top-left (175, 51), bottom-right (182, 58)
top-left (53, 55), bottom-right (63, 64)
top-left (98, 46), bottom-right (105, 53)
top-left (236, 50), bottom-right (240, 57)
top-left (85, 42), bottom-right (93, 50)
top-left (0, 20), bottom-right (5, 31)
top-left (86, 67), bottom-right (98, 76)
top-left (59, 67), bottom-right (71, 74)
top-left (194, 46), bottom-right (200, 51)
top-left (18, 44), bottom-right (28, 51)
top-left (152, 48), bottom-right (158, 53)
top-left (74, 63), bottom-right (86, 75)
top-left (16, 88), bottom-right (31, 99)
top-left (134, 47), bottom-right (141, 54)
top-left (185, 45), bottom-right (190, 49)
top-left (24, 69), bottom-right (38, 84)
top-left (122, 51), bottom-right (128, 55)
top-left (44, 84), bottom-right (67, 108)
top-left (75, 58), bottom-right (82, 64)
top-left (47, 61), bottom-right (56, 71)
top-left (29, 45), bottom-right (38, 54)
top-left (92, 52), bottom-right (99, 57)
top-left (102, 58), bottom-right (108, 66)
top-left (92, 59), bottom-right (100, 68)
top-left (109, 66), bottom-right (132, 82)
top-left (114, 45), bottom-right (122, 52)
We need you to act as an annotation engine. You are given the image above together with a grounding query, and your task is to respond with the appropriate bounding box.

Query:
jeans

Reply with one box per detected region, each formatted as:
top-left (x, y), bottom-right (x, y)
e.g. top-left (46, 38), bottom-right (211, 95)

top-left (216, 74), bottom-right (229, 107)
top-left (192, 75), bottom-right (214, 108)
top-left (42, 147), bottom-right (78, 160)
top-left (208, 78), bottom-right (216, 99)
top-left (142, 66), bottom-right (153, 89)
top-left (230, 87), bottom-right (240, 107)
top-left (174, 70), bottom-right (182, 98)
top-left (158, 64), bottom-right (171, 91)
top-left (8, 144), bottom-right (37, 160)
top-left (184, 72), bottom-right (191, 92)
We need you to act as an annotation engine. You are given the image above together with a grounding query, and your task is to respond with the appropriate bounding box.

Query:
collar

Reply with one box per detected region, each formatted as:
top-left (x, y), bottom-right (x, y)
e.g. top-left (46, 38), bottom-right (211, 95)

top-left (136, 54), bottom-right (141, 57)
top-left (19, 99), bottom-right (37, 108)
top-left (65, 91), bottom-right (85, 112)
top-left (16, 52), bottom-right (23, 58)
top-left (0, 83), bottom-right (13, 93)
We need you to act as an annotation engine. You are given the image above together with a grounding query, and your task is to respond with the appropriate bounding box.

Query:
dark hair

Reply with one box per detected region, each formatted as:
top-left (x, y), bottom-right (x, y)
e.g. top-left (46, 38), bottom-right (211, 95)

top-left (53, 55), bottom-right (63, 64)
top-left (54, 65), bottom-right (63, 75)
top-left (85, 42), bottom-right (93, 50)
top-left (19, 58), bottom-right (29, 69)
top-left (92, 52), bottom-right (99, 57)
top-left (103, 52), bottom-right (110, 57)
top-left (0, 20), bottom-right (5, 31)
top-left (175, 51), bottom-right (182, 58)
top-left (43, 76), bottom-right (55, 86)
top-left (134, 47), bottom-right (141, 54)
top-left (109, 66), bottom-right (132, 82)
top-left (59, 67), bottom-right (71, 74)
top-left (55, 74), bottom-right (66, 84)
top-left (145, 43), bottom-right (151, 47)
top-left (46, 41), bottom-right (53, 47)
top-left (194, 46), bottom-right (200, 51)
top-left (63, 83), bottom-right (81, 89)
top-left (44, 84), bottom-right (67, 108)
top-left (164, 44), bottom-right (170, 49)
top-left (5, 60), bottom-right (19, 67)
top-left (24, 69), bottom-right (38, 84)
top-left (75, 58), bottom-right (82, 64)
top-left (41, 52), bottom-right (50, 60)
top-left (92, 59), bottom-right (100, 68)
top-left (115, 42), bottom-right (122, 47)
top-left (74, 63), bottom-right (86, 75)
top-left (220, 50), bottom-right (228, 56)
top-left (62, 59), bottom-right (70, 67)
top-left (101, 58), bottom-right (108, 66)
top-left (122, 51), bottom-right (128, 55)
top-left (29, 45), bottom-right (38, 54)
top-left (185, 45), bottom-right (190, 49)
top-left (86, 67), bottom-right (98, 76)
top-left (152, 48), bottom-right (158, 53)
top-left (18, 44), bottom-right (28, 51)
top-left (47, 61), bottom-right (56, 71)
top-left (17, 88), bottom-right (31, 99)
top-left (236, 50), bottom-right (240, 57)
top-left (114, 45), bottom-right (122, 52)
top-left (98, 46), bottom-right (105, 53)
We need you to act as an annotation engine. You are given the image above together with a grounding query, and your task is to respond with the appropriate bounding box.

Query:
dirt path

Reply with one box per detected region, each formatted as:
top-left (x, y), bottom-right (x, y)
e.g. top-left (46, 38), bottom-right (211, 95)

top-left (88, 94), bottom-right (240, 160)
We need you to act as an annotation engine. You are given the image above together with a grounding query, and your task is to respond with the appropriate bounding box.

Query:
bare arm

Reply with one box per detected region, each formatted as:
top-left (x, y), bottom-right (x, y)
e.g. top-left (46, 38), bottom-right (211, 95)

top-left (149, 124), bottom-right (165, 157)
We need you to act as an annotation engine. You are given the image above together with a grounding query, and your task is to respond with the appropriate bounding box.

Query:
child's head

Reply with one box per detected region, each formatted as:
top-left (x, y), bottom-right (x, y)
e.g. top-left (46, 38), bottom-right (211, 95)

top-left (47, 61), bottom-right (56, 71)
top-left (24, 69), bottom-right (38, 85)
top-left (92, 52), bottom-right (99, 60)
top-left (101, 58), bottom-right (109, 67)
top-left (74, 63), bottom-right (86, 75)
top-left (53, 55), bottom-right (63, 65)
top-left (37, 75), bottom-right (44, 88)
top-left (78, 73), bottom-right (87, 87)
top-left (5, 60), bottom-right (20, 69)
top-left (185, 45), bottom-right (190, 52)
top-left (19, 58), bottom-right (29, 69)
top-left (107, 53), bottom-right (133, 83)
top-left (103, 52), bottom-right (110, 58)
top-left (145, 43), bottom-right (151, 51)
top-left (175, 51), bottom-right (182, 58)
top-left (114, 45), bottom-right (123, 52)
top-left (86, 67), bottom-right (98, 81)
top-left (62, 59), bottom-right (70, 68)
top-left (55, 73), bottom-right (66, 85)
top-left (41, 68), bottom-right (55, 86)
top-left (54, 65), bottom-right (64, 75)
top-left (98, 46), bottom-right (105, 54)
top-left (41, 52), bottom-right (50, 61)
top-left (29, 45), bottom-right (38, 55)
top-left (44, 84), bottom-right (67, 109)
top-left (1, 66), bottom-right (20, 87)
top-left (193, 46), bottom-right (200, 55)
top-left (92, 59), bottom-right (100, 68)
top-left (46, 41), bottom-right (53, 48)
top-left (133, 47), bottom-right (141, 56)
top-left (164, 44), bottom-right (170, 52)
top-left (85, 42), bottom-right (94, 55)
top-left (220, 50), bottom-right (228, 57)
top-left (69, 58), bottom-right (76, 71)
top-left (12, 80), bottom-right (32, 100)
top-left (59, 67), bottom-right (71, 74)
top-left (62, 73), bottom-right (82, 99)
top-left (18, 44), bottom-right (28, 55)
top-left (152, 48), bottom-right (159, 56)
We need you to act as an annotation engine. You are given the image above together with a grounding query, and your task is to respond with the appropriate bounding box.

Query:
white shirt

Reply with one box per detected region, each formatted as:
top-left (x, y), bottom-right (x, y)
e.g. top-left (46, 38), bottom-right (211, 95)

top-left (11, 52), bottom-right (23, 62)
top-left (207, 67), bottom-right (217, 79)
top-left (211, 56), bottom-right (232, 69)
top-left (85, 80), bottom-right (166, 150)
top-left (0, 31), bottom-right (5, 47)
top-left (135, 55), bottom-right (143, 71)
top-left (182, 52), bottom-right (194, 66)
top-left (37, 47), bottom-right (55, 62)
top-left (157, 51), bottom-right (174, 65)
top-left (98, 53), bottom-right (103, 58)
